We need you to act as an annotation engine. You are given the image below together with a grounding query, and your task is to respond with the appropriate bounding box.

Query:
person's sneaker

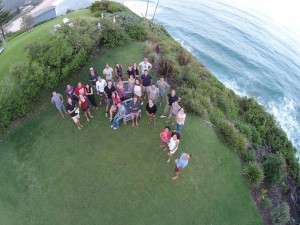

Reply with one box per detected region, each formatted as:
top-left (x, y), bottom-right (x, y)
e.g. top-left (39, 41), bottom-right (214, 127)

top-left (166, 158), bottom-right (170, 163)
top-left (90, 115), bottom-right (94, 118)
top-left (113, 127), bottom-right (118, 130)
top-left (166, 120), bottom-right (170, 123)
top-left (160, 115), bottom-right (166, 118)
top-left (171, 122), bottom-right (174, 125)
top-left (110, 125), bottom-right (114, 128)
top-left (141, 102), bottom-right (143, 105)
top-left (105, 112), bottom-right (108, 117)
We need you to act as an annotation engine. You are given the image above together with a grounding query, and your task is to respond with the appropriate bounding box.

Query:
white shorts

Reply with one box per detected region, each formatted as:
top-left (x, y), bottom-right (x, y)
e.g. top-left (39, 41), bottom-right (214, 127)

top-left (72, 114), bottom-right (80, 123)
top-left (143, 86), bottom-right (150, 93)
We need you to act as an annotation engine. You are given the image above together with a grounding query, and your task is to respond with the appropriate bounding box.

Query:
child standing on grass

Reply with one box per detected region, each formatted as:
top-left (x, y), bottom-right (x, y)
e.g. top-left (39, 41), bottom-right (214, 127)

top-left (160, 126), bottom-right (171, 151)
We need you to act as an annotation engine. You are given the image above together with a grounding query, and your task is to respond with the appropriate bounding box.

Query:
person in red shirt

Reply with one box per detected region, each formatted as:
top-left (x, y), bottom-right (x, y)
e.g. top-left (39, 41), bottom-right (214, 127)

top-left (160, 126), bottom-right (171, 151)
top-left (109, 92), bottom-right (120, 122)
top-left (79, 94), bottom-right (93, 122)
top-left (74, 82), bottom-right (86, 97)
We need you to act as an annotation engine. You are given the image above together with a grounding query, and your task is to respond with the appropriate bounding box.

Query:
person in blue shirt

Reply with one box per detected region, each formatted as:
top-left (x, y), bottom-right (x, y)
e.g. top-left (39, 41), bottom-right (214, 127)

top-left (110, 102), bottom-right (126, 130)
top-left (172, 153), bottom-right (192, 180)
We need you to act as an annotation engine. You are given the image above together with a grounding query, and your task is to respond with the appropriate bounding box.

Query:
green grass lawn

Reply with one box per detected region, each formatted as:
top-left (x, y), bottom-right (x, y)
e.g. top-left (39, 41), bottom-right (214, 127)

top-left (0, 9), bottom-right (94, 80)
top-left (0, 40), bottom-right (262, 224)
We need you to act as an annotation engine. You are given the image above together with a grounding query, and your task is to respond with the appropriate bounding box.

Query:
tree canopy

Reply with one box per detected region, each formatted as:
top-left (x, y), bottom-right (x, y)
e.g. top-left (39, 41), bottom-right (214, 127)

top-left (0, 0), bottom-right (13, 38)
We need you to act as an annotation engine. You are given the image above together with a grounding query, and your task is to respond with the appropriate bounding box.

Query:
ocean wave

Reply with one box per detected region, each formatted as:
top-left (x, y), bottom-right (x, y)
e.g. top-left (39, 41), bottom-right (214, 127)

top-left (174, 38), bottom-right (193, 53)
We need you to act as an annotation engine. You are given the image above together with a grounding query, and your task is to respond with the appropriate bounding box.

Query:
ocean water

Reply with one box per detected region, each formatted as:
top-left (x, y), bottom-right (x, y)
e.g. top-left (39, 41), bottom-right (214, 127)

top-left (54, 0), bottom-right (300, 158)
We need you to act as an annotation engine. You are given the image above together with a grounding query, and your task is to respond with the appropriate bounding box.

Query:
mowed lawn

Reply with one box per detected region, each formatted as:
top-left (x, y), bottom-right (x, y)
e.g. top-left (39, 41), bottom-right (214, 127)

top-left (0, 38), bottom-right (262, 225)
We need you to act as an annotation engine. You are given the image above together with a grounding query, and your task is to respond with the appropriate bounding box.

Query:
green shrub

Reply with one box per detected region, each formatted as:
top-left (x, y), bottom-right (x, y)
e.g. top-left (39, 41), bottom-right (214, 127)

top-left (263, 153), bottom-right (286, 185)
top-left (271, 202), bottom-right (290, 225)
top-left (100, 19), bottom-right (129, 48)
top-left (242, 151), bottom-right (256, 163)
top-left (142, 41), bottom-right (153, 56)
top-left (242, 162), bottom-right (264, 188)
top-left (215, 120), bottom-right (246, 152)
top-left (157, 57), bottom-right (174, 78)
top-left (177, 49), bottom-right (191, 66)
top-left (127, 24), bottom-right (147, 41)
top-left (235, 121), bottom-right (252, 139)
top-left (251, 126), bottom-right (262, 148)
top-left (90, 1), bottom-right (109, 12)
top-left (261, 197), bottom-right (272, 209)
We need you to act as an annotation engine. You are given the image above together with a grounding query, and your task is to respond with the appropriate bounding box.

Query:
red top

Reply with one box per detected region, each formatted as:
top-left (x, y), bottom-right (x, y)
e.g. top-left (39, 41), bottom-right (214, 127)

top-left (160, 130), bottom-right (171, 142)
top-left (112, 96), bottom-right (120, 105)
top-left (80, 97), bottom-right (89, 110)
top-left (75, 85), bottom-right (86, 96)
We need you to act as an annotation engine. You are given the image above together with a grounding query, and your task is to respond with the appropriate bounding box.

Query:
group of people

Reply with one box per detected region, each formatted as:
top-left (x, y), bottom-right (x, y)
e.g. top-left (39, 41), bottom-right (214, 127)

top-left (51, 57), bottom-right (191, 180)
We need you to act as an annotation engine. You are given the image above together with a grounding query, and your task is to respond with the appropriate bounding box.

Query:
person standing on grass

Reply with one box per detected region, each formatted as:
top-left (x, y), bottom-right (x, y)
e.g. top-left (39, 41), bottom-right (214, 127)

top-left (79, 94), bottom-right (93, 122)
top-left (160, 126), bottom-right (171, 151)
top-left (65, 84), bottom-right (78, 102)
top-left (161, 89), bottom-right (180, 118)
top-left (128, 74), bottom-right (135, 95)
top-left (133, 62), bottom-right (139, 79)
top-left (146, 99), bottom-right (157, 125)
top-left (167, 132), bottom-right (180, 163)
top-left (85, 83), bottom-right (98, 110)
top-left (139, 57), bottom-right (152, 74)
top-left (109, 92), bottom-right (120, 122)
top-left (104, 80), bottom-right (116, 117)
top-left (66, 98), bottom-right (83, 129)
top-left (51, 91), bottom-right (68, 117)
top-left (130, 96), bottom-right (140, 127)
top-left (89, 67), bottom-right (99, 89)
top-left (96, 77), bottom-right (107, 106)
top-left (74, 82), bottom-right (86, 98)
top-left (166, 100), bottom-right (181, 125)
top-left (115, 63), bottom-right (123, 80)
top-left (148, 83), bottom-right (159, 105)
top-left (172, 153), bottom-right (191, 180)
top-left (116, 78), bottom-right (125, 101)
top-left (103, 63), bottom-right (114, 81)
top-left (176, 108), bottom-right (186, 135)
top-left (141, 70), bottom-right (152, 100)
top-left (156, 76), bottom-right (170, 106)
top-left (133, 79), bottom-right (143, 105)
top-left (110, 102), bottom-right (126, 130)
top-left (127, 65), bottom-right (134, 79)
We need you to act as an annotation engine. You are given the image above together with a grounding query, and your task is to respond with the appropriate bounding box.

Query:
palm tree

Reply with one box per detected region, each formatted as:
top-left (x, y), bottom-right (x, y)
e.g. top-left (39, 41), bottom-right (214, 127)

top-left (145, 0), bottom-right (150, 19)
top-left (152, 0), bottom-right (160, 22)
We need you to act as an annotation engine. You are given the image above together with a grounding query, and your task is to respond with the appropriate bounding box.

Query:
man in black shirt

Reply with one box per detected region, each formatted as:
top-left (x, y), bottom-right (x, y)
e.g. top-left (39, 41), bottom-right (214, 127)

top-left (160, 89), bottom-right (181, 118)
top-left (89, 68), bottom-right (99, 89)
top-left (127, 66), bottom-right (134, 78)
top-left (104, 80), bottom-right (116, 117)
top-left (66, 98), bottom-right (83, 129)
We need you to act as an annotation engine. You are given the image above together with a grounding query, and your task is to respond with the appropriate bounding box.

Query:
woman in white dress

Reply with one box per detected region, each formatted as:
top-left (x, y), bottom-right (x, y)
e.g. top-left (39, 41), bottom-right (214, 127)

top-left (133, 79), bottom-right (143, 105)
top-left (167, 132), bottom-right (180, 163)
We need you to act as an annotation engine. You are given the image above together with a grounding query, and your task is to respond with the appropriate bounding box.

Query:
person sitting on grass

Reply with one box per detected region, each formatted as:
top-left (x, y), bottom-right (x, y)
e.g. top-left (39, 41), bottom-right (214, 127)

top-left (166, 132), bottom-right (180, 163)
top-left (85, 83), bottom-right (98, 110)
top-left (110, 102), bottom-right (126, 130)
top-left (130, 96), bottom-right (140, 127)
top-left (79, 94), bottom-right (93, 122)
top-left (172, 153), bottom-right (191, 180)
top-left (109, 91), bottom-right (120, 122)
top-left (51, 91), bottom-right (68, 118)
top-left (66, 98), bottom-right (83, 130)
top-left (104, 80), bottom-right (116, 117)
top-left (160, 126), bottom-right (171, 151)
top-left (146, 99), bottom-right (157, 125)
top-left (166, 100), bottom-right (181, 125)
top-left (96, 77), bottom-right (107, 106)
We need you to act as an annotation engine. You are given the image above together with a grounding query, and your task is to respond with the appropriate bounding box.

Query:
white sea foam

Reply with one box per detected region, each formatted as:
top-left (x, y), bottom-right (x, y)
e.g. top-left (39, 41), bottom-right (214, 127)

top-left (174, 38), bottom-right (193, 53)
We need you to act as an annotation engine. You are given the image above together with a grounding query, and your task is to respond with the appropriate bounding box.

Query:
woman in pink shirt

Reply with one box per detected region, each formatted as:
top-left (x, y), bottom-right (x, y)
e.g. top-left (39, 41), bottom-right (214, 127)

top-left (109, 92), bottom-right (120, 121)
top-left (160, 126), bottom-right (171, 151)
top-left (176, 108), bottom-right (186, 135)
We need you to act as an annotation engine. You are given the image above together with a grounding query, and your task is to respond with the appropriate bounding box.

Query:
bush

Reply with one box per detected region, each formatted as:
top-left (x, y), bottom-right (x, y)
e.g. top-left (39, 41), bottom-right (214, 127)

top-left (242, 151), bottom-right (256, 163)
top-left (235, 121), bottom-right (252, 140)
top-left (215, 120), bottom-right (246, 153)
top-left (157, 57), bottom-right (174, 78)
top-left (177, 49), bottom-right (191, 66)
top-left (271, 202), bottom-right (290, 225)
top-left (263, 153), bottom-right (286, 185)
top-left (242, 162), bottom-right (264, 188)
top-left (251, 126), bottom-right (262, 148)
top-left (261, 197), bottom-right (272, 209)
top-left (100, 19), bottom-right (129, 48)
top-left (127, 24), bottom-right (147, 41)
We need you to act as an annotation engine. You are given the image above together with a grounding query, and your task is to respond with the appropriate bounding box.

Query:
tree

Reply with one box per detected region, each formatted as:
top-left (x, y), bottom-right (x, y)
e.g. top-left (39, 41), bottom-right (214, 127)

top-left (21, 13), bottom-right (33, 32)
top-left (0, 0), bottom-right (13, 39)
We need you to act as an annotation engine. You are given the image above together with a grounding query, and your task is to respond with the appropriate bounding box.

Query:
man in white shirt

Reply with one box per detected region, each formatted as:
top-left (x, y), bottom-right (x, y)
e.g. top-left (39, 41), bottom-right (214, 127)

top-left (96, 77), bottom-right (107, 105)
top-left (103, 64), bottom-right (114, 81)
top-left (139, 57), bottom-right (152, 74)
